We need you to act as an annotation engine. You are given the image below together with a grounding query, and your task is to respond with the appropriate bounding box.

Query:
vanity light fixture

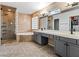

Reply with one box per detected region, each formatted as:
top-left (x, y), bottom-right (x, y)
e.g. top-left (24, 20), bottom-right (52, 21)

top-left (40, 10), bottom-right (48, 15)
top-left (10, 22), bottom-right (13, 24)
top-left (66, 2), bottom-right (74, 7)
top-left (66, 2), bottom-right (79, 7)
top-left (67, 2), bottom-right (74, 5)
top-left (8, 9), bottom-right (11, 12)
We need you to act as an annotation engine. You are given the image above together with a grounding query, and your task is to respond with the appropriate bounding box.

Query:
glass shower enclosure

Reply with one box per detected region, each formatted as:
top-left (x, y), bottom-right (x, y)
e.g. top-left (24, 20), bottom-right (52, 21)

top-left (1, 5), bottom-right (16, 41)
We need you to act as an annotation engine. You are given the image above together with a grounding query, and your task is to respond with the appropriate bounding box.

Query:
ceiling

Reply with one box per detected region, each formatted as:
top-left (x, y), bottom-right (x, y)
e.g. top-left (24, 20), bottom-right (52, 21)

top-left (1, 2), bottom-right (52, 14)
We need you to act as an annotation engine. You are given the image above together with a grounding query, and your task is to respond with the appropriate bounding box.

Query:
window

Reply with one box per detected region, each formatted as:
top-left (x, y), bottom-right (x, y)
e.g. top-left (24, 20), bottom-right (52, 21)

top-left (32, 17), bottom-right (39, 29)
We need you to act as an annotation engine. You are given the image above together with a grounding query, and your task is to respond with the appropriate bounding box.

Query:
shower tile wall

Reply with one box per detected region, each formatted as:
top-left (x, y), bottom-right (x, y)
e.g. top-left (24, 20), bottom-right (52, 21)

top-left (1, 5), bottom-right (16, 39)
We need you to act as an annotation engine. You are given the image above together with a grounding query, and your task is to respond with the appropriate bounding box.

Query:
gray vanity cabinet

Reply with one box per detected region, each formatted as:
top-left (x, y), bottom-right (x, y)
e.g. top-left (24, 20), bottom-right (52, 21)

top-left (68, 43), bottom-right (79, 57)
top-left (36, 33), bottom-right (42, 44)
top-left (54, 36), bottom-right (66, 56)
top-left (33, 32), bottom-right (37, 42)
top-left (34, 32), bottom-right (48, 45)
top-left (54, 35), bottom-right (79, 57)
top-left (38, 33), bottom-right (48, 45)
top-left (34, 32), bottom-right (41, 44)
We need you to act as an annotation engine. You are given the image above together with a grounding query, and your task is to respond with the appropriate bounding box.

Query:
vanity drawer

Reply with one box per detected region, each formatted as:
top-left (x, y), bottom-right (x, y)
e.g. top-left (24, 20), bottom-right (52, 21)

top-left (60, 37), bottom-right (77, 44)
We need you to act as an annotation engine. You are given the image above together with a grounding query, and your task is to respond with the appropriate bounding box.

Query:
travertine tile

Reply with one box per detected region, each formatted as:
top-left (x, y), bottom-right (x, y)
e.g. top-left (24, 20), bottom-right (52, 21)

top-left (0, 41), bottom-right (58, 57)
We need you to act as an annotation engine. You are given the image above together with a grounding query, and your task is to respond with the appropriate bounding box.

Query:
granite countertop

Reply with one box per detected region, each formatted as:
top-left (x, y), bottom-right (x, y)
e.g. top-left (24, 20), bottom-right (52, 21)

top-left (34, 30), bottom-right (79, 40)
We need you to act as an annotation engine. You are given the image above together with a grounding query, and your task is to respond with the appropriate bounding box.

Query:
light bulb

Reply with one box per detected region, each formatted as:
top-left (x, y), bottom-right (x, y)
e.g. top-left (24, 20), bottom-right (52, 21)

top-left (10, 22), bottom-right (13, 24)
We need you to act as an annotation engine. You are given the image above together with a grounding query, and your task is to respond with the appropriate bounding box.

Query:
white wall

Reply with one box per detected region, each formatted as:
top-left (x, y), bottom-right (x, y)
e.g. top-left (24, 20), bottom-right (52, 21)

top-left (53, 8), bottom-right (79, 31)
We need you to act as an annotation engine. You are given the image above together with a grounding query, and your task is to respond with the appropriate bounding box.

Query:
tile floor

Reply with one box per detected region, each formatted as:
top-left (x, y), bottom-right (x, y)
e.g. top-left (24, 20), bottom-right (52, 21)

top-left (0, 40), bottom-right (58, 57)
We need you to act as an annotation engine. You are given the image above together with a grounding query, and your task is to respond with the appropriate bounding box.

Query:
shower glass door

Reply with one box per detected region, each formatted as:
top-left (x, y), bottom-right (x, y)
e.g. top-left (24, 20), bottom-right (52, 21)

top-left (1, 7), bottom-right (16, 40)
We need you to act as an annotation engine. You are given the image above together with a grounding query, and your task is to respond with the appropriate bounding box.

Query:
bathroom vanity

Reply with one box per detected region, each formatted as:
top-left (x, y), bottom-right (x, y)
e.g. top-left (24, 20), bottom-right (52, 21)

top-left (33, 30), bottom-right (79, 57)
top-left (54, 35), bottom-right (79, 57)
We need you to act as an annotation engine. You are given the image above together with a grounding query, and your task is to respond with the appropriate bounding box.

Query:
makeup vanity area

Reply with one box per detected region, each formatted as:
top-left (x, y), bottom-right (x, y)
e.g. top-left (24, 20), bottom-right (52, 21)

top-left (33, 5), bottom-right (79, 57)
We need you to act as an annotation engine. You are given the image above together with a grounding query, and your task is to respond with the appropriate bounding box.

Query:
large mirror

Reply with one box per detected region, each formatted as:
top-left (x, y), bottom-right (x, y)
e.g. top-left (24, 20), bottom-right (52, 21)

top-left (70, 15), bottom-right (79, 34)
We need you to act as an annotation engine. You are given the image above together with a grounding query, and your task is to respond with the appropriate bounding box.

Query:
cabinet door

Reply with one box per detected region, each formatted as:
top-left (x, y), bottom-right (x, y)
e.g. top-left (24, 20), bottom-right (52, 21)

top-left (33, 32), bottom-right (37, 42)
top-left (34, 32), bottom-right (42, 44)
top-left (55, 39), bottom-right (66, 56)
top-left (68, 43), bottom-right (79, 57)
top-left (37, 34), bottom-right (41, 44)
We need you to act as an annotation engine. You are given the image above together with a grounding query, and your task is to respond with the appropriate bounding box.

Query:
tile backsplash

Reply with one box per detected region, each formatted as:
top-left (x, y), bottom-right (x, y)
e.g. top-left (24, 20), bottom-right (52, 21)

top-left (53, 8), bottom-right (79, 32)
